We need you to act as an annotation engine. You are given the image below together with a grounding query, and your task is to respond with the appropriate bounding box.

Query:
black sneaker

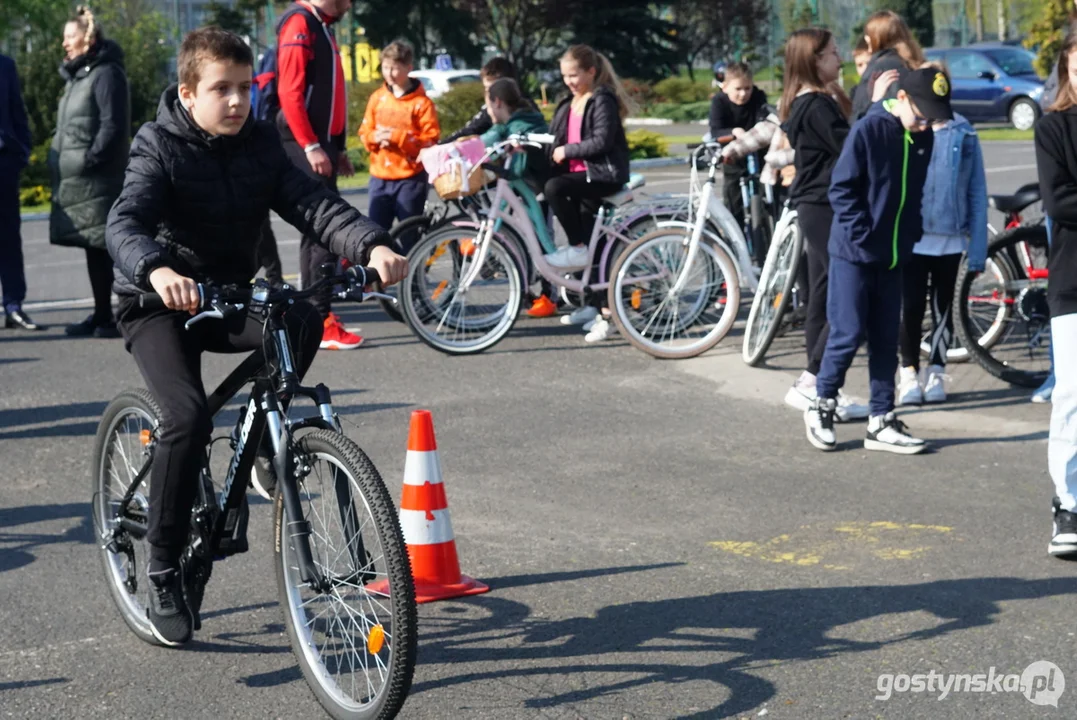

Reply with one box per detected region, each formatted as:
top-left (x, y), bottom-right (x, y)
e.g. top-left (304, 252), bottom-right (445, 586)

top-left (804, 397), bottom-right (837, 451)
top-left (1050, 498), bottom-right (1077, 556)
top-left (864, 413), bottom-right (927, 455)
top-left (147, 567), bottom-right (194, 646)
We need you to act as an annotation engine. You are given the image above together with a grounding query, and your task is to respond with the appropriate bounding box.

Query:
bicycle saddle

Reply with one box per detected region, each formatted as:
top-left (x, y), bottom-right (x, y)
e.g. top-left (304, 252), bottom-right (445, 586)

top-left (989, 182), bottom-right (1040, 214)
top-left (602, 174), bottom-right (646, 207)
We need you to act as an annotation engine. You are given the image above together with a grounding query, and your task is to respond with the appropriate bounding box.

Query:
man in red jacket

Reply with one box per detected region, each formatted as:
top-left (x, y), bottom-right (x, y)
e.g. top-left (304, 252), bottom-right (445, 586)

top-left (275, 0), bottom-right (362, 349)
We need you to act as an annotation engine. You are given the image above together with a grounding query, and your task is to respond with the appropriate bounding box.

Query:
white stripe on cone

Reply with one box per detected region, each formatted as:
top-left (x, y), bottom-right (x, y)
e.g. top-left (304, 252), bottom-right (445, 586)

top-left (400, 508), bottom-right (456, 545)
top-left (403, 450), bottom-right (443, 487)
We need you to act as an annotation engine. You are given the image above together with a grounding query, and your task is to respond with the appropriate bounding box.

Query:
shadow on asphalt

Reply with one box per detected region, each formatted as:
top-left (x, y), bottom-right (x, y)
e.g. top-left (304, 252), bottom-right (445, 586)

top-left (0, 400), bottom-right (107, 441)
top-left (408, 570), bottom-right (1077, 718)
top-left (0, 502), bottom-right (94, 573)
top-left (0, 678), bottom-right (69, 691)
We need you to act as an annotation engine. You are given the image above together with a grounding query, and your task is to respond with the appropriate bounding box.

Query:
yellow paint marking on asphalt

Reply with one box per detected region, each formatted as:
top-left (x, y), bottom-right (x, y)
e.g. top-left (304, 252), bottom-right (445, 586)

top-left (710, 521), bottom-right (953, 570)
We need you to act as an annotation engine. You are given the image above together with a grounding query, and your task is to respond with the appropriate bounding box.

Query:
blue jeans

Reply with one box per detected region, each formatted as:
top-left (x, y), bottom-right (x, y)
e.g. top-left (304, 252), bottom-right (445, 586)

top-left (815, 257), bottom-right (903, 416)
top-left (368, 173), bottom-right (429, 255)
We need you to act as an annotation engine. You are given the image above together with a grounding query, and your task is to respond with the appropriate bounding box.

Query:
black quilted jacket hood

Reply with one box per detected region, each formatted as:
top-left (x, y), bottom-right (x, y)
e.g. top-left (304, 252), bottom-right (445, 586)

top-left (106, 85), bottom-right (389, 295)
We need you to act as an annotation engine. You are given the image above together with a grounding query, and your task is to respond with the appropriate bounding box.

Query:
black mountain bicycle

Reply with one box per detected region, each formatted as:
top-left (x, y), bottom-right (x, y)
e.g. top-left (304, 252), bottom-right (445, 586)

top-left (91, 268), bottom-right (417, 720)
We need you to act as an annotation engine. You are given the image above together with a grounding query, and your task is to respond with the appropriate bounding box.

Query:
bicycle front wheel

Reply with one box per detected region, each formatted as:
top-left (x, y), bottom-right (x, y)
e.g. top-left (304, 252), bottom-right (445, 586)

top-left (275, 430), bottom-right (417, 720)
top-left (609, 228), bottom-right (741, 359)
top-left (400, 226), bottom-right (524, 355)
top-left (742, 217), bottom-right (802, 366)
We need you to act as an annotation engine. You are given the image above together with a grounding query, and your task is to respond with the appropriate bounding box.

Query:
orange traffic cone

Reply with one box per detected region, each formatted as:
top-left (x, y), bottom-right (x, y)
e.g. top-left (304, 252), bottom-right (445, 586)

top-left (395, 410), bottom-right (488, 603)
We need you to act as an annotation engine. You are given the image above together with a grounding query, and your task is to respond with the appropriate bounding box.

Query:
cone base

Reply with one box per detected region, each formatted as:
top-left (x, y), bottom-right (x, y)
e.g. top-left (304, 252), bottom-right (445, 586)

top-left (364, 574), bottom-right (489, 604)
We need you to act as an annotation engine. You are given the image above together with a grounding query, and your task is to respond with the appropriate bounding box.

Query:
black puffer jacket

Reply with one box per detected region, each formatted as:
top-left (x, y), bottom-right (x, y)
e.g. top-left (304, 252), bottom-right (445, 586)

top-left (49, 38), bottom-right (130, 250)
top-left (548, 85), bottom-right (630, 185)
top-left (107, 85), bottom-right (389, 297)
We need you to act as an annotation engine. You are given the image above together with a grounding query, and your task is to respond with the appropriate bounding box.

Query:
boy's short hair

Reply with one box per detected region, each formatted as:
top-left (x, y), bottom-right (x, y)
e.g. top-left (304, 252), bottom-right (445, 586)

top-left (853, 37), bottom-right (870, 56)
top-left (723, 62), bottom-right (753, 82)
top-left (381, 40), bottom-right (414, 66)
top-left (481, 57), bottom-right (518, 81)
top-left (178, 26), bottom-right (253, 88)
top-left (487, 77), bottom-right (524, 109)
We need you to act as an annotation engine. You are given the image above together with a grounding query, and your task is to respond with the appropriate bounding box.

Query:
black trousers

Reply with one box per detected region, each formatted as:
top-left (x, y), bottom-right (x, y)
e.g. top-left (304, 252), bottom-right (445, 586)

top-left (86, 247), bottom-right (115, 323)
top-left (797, 202), bottom-right (833, 376)
top-left (0, 157), bottom-right (25, 311)
top-left (117, 299), bottom-right (323, 564)
top-left (544, 172), bottom-right (622, 247)
top-left (722, 170), bottom-right (746, 231)
top-left (899, 252), bottom-right (962, 370)
top-left (284, 141), bottom-right (339, 319)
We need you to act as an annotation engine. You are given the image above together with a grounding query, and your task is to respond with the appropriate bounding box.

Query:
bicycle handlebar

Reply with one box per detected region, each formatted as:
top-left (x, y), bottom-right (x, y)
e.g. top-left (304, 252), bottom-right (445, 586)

top-left (137, 266), bottom-right (386, 327)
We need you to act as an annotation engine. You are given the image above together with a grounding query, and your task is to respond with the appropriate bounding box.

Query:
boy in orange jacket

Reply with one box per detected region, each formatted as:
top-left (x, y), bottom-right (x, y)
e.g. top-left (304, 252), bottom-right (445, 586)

top-left (360, 40), bottom-right (440, 253)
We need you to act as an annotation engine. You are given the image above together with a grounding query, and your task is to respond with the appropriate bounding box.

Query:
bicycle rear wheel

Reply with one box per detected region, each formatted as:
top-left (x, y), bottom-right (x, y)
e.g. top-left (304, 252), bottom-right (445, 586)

top-left (954, 225), bottom-right (1050, 388)
top-left (276, 429), bottom-right (417, 720)
top-left (91, 388), bottom-right (162, 646)
top-left (742, 216), bottom-right (802, 366)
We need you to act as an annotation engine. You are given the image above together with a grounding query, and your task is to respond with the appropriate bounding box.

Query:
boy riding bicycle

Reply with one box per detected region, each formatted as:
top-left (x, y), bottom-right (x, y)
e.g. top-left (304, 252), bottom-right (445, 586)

top-left (105, 27), bottom-right (406, 647)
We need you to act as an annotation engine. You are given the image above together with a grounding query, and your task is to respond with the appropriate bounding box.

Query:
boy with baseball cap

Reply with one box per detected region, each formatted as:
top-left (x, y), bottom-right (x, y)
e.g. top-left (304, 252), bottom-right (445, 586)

top-left (804, 68), bottom-right (953, 454)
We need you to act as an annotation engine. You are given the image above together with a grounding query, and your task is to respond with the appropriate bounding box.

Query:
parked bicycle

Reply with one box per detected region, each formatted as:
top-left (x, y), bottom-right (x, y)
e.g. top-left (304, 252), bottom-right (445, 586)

top-left (91, 268), bottom-right (417, 720)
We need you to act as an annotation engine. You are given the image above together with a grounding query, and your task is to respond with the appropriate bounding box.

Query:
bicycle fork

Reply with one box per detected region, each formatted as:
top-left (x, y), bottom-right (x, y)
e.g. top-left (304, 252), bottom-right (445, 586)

top-left (670, 177), bottom-right (713, 295)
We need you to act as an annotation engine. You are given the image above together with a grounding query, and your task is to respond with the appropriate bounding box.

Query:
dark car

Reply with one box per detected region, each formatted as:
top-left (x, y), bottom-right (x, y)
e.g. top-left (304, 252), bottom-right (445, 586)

top-left (924, 45), bottom-right (1044, 130)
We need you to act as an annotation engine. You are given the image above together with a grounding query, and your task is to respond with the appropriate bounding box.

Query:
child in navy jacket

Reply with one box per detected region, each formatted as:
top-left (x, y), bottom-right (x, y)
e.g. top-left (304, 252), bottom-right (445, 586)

top-left (805, 68), bottom-right (953, 455)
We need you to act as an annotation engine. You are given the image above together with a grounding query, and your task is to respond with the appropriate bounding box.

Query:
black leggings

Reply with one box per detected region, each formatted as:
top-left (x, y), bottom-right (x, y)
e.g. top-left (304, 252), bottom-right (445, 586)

top-left (544, 172), bottom-right (622, 247)
top-left (796, 203), bottom-right (832, 376)
top-left (257, 216), bottom-right (284, 288)
top-left (899, 253), bottom-right (962, 370)
top-left (117, 299), bottom-right (323, 564)
top-left (86, 247), bottom-right (115, 324)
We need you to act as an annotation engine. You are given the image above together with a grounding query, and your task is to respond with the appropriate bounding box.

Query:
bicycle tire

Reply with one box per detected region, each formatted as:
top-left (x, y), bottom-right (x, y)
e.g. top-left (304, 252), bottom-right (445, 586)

top-left (953, 225), bottom-right (1050, 388)
top-left (742, 217), bottom-right (802, 366)
top-left (275, 429), bottom-right (417, 720)
top-left (92, 388), bottom-right (164, 647)
top-left (608, 227), bottom-right (741, 359)
top-left (749, 195), bottom-right (769, 268)
top-left (379, 215), bottom-right (434, 323)
top-left (400, 226), bottom-right (524, 355)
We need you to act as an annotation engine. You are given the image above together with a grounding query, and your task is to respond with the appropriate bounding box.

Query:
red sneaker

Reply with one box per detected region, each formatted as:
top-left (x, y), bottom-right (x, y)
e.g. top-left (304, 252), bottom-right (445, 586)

top-left (320, 313), bottom-right (364, 350)
top-left (525, 294), bottom-right (557, 318)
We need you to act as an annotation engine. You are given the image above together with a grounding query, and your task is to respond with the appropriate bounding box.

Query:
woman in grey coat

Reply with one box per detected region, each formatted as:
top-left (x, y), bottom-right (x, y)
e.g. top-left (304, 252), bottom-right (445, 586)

top-left (49, 5), bottom-right (130, 337)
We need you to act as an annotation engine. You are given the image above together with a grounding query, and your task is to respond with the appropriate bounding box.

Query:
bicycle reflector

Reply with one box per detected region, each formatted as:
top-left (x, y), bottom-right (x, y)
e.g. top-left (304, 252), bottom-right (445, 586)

top-left (367, 624), bottom-right (386, 654)
top-left (140, 429), bottom-right (152, 446)
top-left (631, 288), bottom-right (642, 310)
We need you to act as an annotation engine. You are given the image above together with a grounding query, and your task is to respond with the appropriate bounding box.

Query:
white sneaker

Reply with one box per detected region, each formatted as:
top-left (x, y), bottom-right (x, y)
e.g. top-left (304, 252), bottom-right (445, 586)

top-left (584, 318), bottom-right (616, 343)
top-left (784, 372), bottom-right (816, 412)
top-left (897, 366), bottom-right (923, 406)
top-left (560, 306), bottom-right (599, 326)
top-left (785, 375), bottom-right (867, 423)
top-left (545, 245), bottom-right (589, 269)
top-left (922, 365), bottom-right (948, 404)
top-left (582, 317), bottom-right (598, 332)
top-left (864, 413), bottom-right (927, 455)
top-left (804, 397), bottom-right (838, 451)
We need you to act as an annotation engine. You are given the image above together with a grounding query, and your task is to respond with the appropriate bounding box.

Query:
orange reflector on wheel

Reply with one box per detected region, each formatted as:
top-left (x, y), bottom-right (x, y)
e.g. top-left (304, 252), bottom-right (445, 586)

top-left (432, 280), bottom-right (449, 300)
top-left (367, 624), bottom-right (385, 654)
top-left (426, 241), bottom-right (450, 268)
top-left (631, 288), bottom-right (642, 309)
top-left (140, 429), bottom-right (152, 446)
top-left (459, 239), bottom-right (476, 256)
top-left (772, 292), bottom-right (783, 310)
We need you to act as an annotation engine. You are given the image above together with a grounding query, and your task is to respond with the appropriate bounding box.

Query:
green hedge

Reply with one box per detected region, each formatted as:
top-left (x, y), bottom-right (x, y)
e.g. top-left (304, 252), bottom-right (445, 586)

top-left (434, 82), bottom-right (487, 139)
top-left (647, 100), bottom-right (711, 122)
top-left (626, 130), bottom-right (668, 160)
top-left (654, 77), bottom-right (711, 104)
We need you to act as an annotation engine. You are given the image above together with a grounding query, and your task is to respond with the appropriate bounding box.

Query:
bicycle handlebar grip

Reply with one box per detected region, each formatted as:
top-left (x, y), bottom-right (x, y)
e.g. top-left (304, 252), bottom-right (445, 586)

top-left (138, 293), bottom-right (165, 310)
top-left (716, 135), bottom-right (735, 145)
top-left (347, 265), bottom-right (383, 287)
top-left (526, 133), bottom-right (556, 145)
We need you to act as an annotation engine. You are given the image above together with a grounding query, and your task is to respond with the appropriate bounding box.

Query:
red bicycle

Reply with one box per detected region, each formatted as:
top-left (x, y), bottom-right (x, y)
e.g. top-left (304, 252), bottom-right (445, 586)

top-left (953, 183), bottom-right (1051, 388)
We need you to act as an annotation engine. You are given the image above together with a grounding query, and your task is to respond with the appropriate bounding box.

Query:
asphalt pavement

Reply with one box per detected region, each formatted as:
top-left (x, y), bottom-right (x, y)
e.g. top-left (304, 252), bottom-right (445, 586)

top-left (1, 140), bottom-right (1070, 720)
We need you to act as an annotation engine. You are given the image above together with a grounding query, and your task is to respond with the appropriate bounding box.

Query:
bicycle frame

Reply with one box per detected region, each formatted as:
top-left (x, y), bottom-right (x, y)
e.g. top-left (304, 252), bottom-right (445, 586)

top-left (113, 305), bottom-right (353, 593)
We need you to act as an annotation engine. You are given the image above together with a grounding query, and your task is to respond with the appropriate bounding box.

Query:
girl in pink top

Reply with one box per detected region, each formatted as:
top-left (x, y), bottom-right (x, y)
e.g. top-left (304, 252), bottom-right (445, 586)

top-left (545, 45), bottom-right (632, 342)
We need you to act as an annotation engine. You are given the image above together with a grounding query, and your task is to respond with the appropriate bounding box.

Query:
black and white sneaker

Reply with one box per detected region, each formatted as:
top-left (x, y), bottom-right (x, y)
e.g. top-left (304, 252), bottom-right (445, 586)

top-left (250, 454), bottom-right (277, 501)
top-left (147, 567), bottom-right (194, 647)
top-left (864, 413), bottom-right (927, 455)
top-left (804, 397), bottom-right (837, 451)
top-left (1050, 498), bottom-right (1077, 556)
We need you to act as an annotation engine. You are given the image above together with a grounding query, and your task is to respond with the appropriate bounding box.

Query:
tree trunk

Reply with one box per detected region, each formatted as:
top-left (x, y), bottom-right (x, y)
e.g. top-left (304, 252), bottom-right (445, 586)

top-left (997, 0), bottom-right (1006, 42)
top-left (974, 0), bottom-right (984, 41)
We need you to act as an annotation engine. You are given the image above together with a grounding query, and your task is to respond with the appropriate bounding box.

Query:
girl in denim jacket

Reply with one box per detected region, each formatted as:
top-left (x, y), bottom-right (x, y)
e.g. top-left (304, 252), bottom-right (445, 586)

top-left (897, 111), bottom-right (987, 405)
